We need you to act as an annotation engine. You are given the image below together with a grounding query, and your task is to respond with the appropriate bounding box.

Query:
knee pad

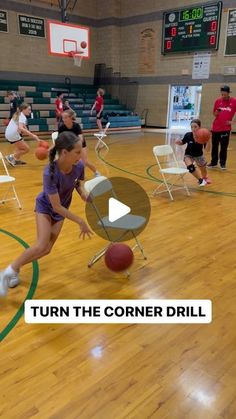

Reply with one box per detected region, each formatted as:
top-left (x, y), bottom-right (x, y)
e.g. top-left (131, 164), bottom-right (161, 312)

top-left (187, 164), bottom-right (195, 173)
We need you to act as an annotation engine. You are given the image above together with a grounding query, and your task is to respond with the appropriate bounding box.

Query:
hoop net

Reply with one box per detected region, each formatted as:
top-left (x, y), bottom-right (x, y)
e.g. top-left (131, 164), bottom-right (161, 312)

top-left (68, 51), bottom-right (84, 67)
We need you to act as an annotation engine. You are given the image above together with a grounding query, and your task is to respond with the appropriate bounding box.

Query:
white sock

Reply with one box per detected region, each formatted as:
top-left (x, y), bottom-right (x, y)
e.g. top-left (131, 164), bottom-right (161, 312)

top-left (5, 265), bottom-right (17, 275)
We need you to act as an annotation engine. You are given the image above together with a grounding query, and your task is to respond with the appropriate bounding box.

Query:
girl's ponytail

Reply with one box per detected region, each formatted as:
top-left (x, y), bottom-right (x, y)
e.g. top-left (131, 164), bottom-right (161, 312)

top-left (12, 102), bottom-right (30, 122)
top-left (49, 147), bottom-right (57, 180)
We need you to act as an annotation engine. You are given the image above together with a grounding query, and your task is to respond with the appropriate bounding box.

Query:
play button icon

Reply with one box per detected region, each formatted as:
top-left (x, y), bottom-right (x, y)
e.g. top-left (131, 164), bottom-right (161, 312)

top-left (108, 198), bottom-right (131, 222)
top-left (85, 176), bottom-right (151, 242)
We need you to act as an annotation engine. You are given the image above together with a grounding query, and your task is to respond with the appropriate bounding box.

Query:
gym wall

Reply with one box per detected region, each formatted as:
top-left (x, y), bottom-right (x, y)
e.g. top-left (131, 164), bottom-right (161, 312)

top-left (113, 0), bottom-right (236, 127)
top-left (0, 0), bottom-right (97, 81)
top-left (0, 0), bottom-right (236, 127)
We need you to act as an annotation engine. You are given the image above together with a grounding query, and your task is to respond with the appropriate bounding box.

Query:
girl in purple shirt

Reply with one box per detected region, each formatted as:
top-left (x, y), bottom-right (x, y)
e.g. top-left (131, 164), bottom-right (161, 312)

top-left (0, 131), bottom-right (92, 296)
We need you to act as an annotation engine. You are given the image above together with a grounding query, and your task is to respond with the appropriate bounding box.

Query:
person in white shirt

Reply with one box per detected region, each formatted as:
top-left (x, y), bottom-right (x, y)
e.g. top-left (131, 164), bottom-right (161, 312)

top-left (5, 102), bottom-right (40, 166)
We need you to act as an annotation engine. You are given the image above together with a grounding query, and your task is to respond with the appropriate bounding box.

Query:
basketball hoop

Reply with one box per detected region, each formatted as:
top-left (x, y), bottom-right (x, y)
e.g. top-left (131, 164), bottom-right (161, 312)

top-left (68, 50), bottom-right (84, 67)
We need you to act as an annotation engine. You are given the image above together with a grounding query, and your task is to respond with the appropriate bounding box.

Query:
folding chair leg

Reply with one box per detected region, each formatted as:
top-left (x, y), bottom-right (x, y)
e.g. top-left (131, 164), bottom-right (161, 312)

top-left (153, 174), bottom-right (174, 201)
top-left (184, 185), bottom-right (190, 196)
top-left (162, 176), bottom-right (174, 201)
top-left (0, 186), bottom-right (22, 209)
top-left (152, 182), bottom-right (165, 195)
top-left (1, 186), bottom-right (11, 202)
top-left (132, 232), bottom-right (147, 260)
top-left (88, 245), bottom-right (109, 268)
top-left (181, 175), bottom-right (191, 196)
top-left (12, 185), bottom-right (22, 209)
top-left (95, 139), bottom-right (109, 152)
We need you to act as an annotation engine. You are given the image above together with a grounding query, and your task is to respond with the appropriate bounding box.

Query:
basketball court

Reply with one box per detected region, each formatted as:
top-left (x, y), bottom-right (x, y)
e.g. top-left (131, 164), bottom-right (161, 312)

top-left (1, 1), bottom-right (236, 418)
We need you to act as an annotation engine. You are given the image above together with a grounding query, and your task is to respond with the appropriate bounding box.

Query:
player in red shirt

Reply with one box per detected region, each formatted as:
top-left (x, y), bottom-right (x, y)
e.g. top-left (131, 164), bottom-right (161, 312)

top-left (91, 88), bottom-right (105, 133)
top-left (208, 86), bottom-right (236, 170)
top-left (55, 92), bottom-right (64, 126)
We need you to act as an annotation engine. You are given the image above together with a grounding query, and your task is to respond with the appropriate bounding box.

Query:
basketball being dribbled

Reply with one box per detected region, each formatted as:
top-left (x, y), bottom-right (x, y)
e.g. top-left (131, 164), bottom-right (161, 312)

top-left (104, 243), bottom-right (134, 272)
top-left (80, 41), bottom-right (87, 49)
top-left (35, 146), bottom-right (48, 160)
top-left (195, 128), bottom-right (211, 144)
top-left (39, 140), bottom-right (49, 149)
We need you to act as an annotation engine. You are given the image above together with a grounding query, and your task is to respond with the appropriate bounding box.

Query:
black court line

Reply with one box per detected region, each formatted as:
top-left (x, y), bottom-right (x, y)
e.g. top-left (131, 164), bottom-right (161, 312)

top-left (97, 147), bottom-right (236, 198)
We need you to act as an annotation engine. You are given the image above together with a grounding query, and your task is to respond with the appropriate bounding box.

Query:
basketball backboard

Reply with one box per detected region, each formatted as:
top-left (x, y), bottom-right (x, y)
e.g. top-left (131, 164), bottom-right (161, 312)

top-left (47, 20), bottom-right (90, 59)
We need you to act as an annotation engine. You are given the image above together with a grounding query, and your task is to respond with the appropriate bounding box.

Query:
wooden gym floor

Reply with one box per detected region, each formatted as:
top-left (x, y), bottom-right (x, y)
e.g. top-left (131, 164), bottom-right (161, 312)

top-left (0, 131), bottom-right (236, 418)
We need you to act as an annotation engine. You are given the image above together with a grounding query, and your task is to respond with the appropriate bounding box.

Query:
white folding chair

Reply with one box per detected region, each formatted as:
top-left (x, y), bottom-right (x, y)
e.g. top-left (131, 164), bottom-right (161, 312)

top-left (152, 145), bottom-right (190, 201)
top-left (0, 152), bottom-right (22, 209)
top-left (94, 122), bottom-right (110, 152)
top-left (51, 131), bottom-right (58, 145)
top-left (84, 175), bottom-right (146, 269)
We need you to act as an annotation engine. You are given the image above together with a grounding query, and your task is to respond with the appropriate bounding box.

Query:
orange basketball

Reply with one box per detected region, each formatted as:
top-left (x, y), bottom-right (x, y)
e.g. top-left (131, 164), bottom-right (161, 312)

top-left (104, 243), bottom-right (134, 272)
top-left (39, 140), bottom-right (49, 149)
top-left (80, 41), bottom-right (87, 49)
top-left (35, 147), bottom-right (48, 160)
top-left (195, 128), bottom-right (211, 144)
top-left (3, 119), bottom-right (9, 126)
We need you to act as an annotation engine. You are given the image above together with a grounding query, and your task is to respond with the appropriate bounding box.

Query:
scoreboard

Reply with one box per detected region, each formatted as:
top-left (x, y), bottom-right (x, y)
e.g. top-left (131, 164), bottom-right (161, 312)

top-left (162, 2), bottom-right (222, 54)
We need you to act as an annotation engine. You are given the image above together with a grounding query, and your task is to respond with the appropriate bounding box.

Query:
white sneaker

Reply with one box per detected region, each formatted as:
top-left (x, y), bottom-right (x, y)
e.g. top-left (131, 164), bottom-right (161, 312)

top-left (8, 275), bottom-right (20, 288)
top-left (0, 272), bottom-right (8, 297)
top-left (199, 179), bottom-right (207, 187)
top-left (7, 271), bottom-right (20, 288)
top-left (5, 154), bottom-right (16, 167)
top-left (1, 267), bottom-right (20, 288)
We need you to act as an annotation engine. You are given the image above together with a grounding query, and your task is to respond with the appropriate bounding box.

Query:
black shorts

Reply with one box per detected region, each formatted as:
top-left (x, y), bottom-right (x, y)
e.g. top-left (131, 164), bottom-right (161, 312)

top-left (96, 111), bottom-right (103, 120)
top-left (6, 137), bottom-right (23, 144)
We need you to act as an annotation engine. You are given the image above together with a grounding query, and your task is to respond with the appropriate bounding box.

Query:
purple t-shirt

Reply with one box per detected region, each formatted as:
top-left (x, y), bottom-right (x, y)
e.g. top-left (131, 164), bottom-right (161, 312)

top-left (35, 161), bottom-right (84, 221)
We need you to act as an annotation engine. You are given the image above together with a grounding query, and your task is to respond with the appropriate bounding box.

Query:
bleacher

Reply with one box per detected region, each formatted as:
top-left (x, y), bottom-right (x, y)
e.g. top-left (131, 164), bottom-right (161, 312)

top-left (0, 80), bottom-right (141, 138)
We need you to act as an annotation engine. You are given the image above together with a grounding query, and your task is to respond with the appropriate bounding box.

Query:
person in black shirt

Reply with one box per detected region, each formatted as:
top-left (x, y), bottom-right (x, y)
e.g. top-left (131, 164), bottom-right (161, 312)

top-left (175, 119), bottom-right (211, 186)
top-left (7, 91), bottom-right (18, 119)
top-left (58, 109), bottom-right (100, 177)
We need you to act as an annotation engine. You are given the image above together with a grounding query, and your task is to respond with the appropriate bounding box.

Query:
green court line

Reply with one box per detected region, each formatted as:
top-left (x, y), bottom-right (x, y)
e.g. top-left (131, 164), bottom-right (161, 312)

top-left (0, 229), bottom-right (39, 342)
top-left (98, 150), bottom-right (154, 181)
top-left (146, 164), bottom-right (236, 198)
top-left (97, 149), bottom-right (236, 198)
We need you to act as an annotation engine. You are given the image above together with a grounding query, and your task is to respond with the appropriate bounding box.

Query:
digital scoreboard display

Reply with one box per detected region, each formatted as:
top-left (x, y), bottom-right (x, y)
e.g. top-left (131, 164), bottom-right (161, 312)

top-left (162, 2), bottom-right (222, 54)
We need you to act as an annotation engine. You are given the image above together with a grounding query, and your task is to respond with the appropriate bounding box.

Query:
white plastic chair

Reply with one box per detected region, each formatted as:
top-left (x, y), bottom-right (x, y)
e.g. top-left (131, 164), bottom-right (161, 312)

top-left (51, 131), bottom-right (58, 145)
top-left (0, 152), bottom-right (22, 209)
top-left (94, 122), bottom-right (110, 152)
top-left (84, 175), bottom-right (146, 269)
top-left (153, 145), bottom-right (190, 201)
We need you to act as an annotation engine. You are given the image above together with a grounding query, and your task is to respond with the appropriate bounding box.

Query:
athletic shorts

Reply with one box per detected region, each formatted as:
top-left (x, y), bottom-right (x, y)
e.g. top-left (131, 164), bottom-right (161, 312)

top-left (184, 155), bottom-right (207, 167)
top-left (96, 111), bottom-right (103, 120)
top-left (35, 197), bottom-right (64, 222)
top-left (6, 137), bottom-right (23, 144)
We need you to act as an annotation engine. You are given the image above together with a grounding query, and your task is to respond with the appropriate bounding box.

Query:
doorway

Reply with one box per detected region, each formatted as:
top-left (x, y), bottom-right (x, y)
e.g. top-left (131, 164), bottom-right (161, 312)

top-left (168, 85), bottom-right (202, 129)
